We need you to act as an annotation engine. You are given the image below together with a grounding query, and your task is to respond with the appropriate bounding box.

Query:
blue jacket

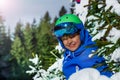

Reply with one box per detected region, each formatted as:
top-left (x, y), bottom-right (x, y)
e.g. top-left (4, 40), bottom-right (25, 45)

top-left (57, 23), bottom-right (113, 79)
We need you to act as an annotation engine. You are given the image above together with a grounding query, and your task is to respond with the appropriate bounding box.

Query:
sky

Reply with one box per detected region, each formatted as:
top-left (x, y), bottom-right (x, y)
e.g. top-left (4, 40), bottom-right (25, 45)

top-left (0, 0), bottom-right (70, 33)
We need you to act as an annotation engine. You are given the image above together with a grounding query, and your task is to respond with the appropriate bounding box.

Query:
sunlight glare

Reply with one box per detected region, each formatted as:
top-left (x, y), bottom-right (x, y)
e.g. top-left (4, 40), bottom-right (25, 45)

top-left (0, 0), bottom-right (17, 13)
top-left (0, 0), bottom-right (8, 10)
top-left (0, 0), bottom-right (6, 7)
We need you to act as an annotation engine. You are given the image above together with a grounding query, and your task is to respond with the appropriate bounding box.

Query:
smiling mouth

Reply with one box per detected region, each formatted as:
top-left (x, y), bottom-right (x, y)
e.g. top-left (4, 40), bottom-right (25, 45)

top-left (68, 42), bottom-right (76, 47)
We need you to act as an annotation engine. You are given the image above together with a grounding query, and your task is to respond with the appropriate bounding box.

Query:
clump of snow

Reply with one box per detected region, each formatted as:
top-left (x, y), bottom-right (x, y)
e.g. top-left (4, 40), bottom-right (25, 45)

top-left (33, 69), bottom-right (49, 80)
top-left (98, 75), bottom-right (111, 80)
top-left (69, 68), bottom-right (100, 80)
top-left (111, 72), bottom-right (120, 80)
top-left (26, 65), bottom-right (36, 74)
top-left (74, 0), bottom-right (89, 23)
top-left (111, 47), bottom-right (120, 62)
top-left (106, 0), bottom-right (120, 16)
top-left (55, 43), bottom-right (64, 53)
top-left (69, 68), bottom-right (120, 80)
top-left (92, 26), bottom-right (107, 40)
top-left (29, 54), bottom-right (39, 65)
top-left (107, 27), bottom-right (120, 43)
top-left (47, 58), bottom-right (63, 72)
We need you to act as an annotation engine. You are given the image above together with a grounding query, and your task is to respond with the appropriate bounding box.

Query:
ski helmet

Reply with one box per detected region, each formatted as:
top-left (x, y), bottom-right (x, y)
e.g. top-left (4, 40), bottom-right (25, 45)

top-left (55, 14), bottom-right (82, 26)
top-left (54, 14), bottom-right (82, 37)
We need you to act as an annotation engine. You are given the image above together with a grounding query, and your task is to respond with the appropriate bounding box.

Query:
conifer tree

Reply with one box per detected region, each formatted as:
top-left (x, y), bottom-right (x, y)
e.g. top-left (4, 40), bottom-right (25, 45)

top-left (11, 21), bottom-right (38, 67)
top-left (36, 11), bottom-right (57, 70)
top-left (31, 19), bottom-right (38, 52)
top-left (59, 6), bottom-right (67, 17)
top-left (0, 15), bottom-right (12, 79)
top-left (10, 21), bottom-right (33, 79)
top-left (84, 0), bottom-right (120, 72)
top-left (23, 23), bottom-right (34, 56)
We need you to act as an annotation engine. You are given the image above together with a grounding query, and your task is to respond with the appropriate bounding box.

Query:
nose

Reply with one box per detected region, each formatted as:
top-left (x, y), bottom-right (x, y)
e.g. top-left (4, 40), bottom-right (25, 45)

top-left (67, 38), bottom-right (73, 44)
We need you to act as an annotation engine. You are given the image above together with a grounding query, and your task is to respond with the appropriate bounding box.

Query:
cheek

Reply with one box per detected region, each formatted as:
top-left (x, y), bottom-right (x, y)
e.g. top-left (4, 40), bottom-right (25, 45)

top-left (75, 36), bottom-right (81, 45)
top-left (62, 40), bottom-right (68, 46)
top-left (76, 39), bottom-right (81, 44)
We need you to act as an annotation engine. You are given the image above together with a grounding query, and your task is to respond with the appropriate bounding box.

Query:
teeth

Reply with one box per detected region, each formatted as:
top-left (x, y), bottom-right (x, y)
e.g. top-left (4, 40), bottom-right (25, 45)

top-left (69, 42), bottom-right (75, 46)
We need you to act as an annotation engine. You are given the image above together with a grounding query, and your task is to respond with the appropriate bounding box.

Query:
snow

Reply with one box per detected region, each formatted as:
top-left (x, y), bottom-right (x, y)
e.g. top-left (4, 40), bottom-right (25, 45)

top-left (69, 68), bottom-right (120, 80)
top-left (93, 26), bottom-right (120, 42)
top-left (107, 27), bottom-right (120, 43)
top-left (29, 54), bottom-right (39, 65)
top-left (26, 55), bottom-right (64, 80)
top-left (106, 0), bottom-right (120, 16)
top-left (74, 0), bottom-right (89, 23)
top-left (55, 43), bottom-right (64, 53)
top-left (111, 47), bottom-right (120, 62)
top-left (26, 65), bottom-right (36, 74)
top-left (48, 58), bottom-right (63, 72)
top-left (111, 72), bottom-right (120, 80)
top-left (69, 68), bottom-right (100, 80)
top-left (92, 26), bottom-right (107, 40)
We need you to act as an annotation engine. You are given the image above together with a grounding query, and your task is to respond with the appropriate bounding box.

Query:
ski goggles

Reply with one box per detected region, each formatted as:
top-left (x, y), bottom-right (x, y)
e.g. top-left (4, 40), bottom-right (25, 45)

top-left (54, 22), bottom-right (79, 37)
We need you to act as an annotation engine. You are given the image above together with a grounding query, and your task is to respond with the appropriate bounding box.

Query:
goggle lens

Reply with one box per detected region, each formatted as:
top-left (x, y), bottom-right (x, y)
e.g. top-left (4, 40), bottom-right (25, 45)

top-left (54, 22), bottom-right (78, 37)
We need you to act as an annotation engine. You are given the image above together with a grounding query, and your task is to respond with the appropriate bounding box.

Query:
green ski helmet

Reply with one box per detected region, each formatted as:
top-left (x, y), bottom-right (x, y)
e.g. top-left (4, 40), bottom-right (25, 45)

top-left (54, 14), bottom-right (82, 37)
top-left (55, 14), bottom-right (82, 26)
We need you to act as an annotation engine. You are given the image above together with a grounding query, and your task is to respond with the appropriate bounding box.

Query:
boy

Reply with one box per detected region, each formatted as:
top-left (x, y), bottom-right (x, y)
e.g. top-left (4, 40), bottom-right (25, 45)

top-left (53, 14), bottom-right (113, 80)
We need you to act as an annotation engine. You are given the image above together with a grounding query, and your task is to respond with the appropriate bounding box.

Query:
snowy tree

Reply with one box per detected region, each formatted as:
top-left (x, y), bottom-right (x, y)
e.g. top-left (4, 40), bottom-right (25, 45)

top-left (87, 0), bottom-right (120, 72)
top-left (26, 54), bottom-right (65, 80)
top-left (68, 0), bottom-right (120, 79)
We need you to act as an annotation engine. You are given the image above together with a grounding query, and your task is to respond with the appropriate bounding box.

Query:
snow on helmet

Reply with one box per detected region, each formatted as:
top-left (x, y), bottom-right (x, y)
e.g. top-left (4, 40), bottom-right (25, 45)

top-left (54, 14), bottom-right (82, 37)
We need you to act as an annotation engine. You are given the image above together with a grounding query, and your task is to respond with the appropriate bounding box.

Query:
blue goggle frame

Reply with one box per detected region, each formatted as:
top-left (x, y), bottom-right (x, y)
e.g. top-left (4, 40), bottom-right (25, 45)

top-left (54, 22), bottom-right (79, 37)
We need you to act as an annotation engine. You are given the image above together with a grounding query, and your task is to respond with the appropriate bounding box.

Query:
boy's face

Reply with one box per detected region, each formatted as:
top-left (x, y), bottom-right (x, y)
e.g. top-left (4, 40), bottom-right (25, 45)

top-left (61, 32), bottom-right (81, 51)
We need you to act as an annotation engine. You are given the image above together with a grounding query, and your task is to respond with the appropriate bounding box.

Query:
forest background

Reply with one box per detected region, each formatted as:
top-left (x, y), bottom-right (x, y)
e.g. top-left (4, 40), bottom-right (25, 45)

top-left (0, 5), bottom-right (68, 79)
